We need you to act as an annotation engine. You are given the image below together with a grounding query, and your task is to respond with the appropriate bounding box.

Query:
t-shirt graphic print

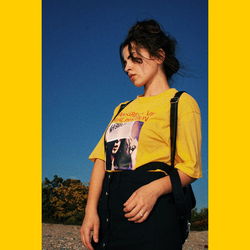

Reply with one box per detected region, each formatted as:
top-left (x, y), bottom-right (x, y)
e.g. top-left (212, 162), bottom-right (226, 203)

top-left (105, 121), bottom-right (144, 170)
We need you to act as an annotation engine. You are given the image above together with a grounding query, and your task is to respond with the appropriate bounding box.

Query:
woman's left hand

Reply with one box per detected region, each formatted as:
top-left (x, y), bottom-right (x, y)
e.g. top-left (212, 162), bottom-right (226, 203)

top-left (123, 182), bottom-right (160, 223)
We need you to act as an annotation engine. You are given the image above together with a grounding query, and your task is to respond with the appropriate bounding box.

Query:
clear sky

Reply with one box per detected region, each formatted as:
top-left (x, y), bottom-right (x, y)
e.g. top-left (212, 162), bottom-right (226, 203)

top-left (42, 0), bottom-right (208, 209)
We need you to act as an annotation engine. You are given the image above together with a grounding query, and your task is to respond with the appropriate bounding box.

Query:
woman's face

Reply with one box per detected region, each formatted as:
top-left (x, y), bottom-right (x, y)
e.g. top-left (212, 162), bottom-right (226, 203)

top-left (112, 140), bottom-right (121, 154)
top-left (122, 44), bottom-right (160, 88)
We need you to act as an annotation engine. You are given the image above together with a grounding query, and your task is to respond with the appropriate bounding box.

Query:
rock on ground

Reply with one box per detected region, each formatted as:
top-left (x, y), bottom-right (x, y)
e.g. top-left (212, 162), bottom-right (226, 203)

top-left (42, 223), bottom-right (208, 250)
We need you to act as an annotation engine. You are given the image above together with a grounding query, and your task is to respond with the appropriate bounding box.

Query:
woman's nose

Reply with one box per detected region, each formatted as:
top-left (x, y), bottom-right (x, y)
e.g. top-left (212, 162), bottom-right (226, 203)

top-left (124, 61), bottom-right (132, 73)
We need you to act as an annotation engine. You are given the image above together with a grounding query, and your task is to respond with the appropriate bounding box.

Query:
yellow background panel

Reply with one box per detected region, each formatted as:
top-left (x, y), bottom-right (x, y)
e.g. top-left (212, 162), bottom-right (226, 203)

top-left (0, 1), bottom-right (41, 249)
top-left (1, 0), bottom-right (250, 249)
top-left (209, 0), bottom-right (250, 249)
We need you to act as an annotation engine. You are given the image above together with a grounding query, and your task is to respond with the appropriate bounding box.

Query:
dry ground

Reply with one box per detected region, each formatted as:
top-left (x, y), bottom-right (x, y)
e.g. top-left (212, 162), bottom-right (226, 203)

top-left (42, 223), bottom-right (208, 250)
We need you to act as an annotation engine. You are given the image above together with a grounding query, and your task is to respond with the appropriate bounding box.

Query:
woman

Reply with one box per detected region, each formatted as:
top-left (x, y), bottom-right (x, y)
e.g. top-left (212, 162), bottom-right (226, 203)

top-left (80, 19), bottom-right (202, 250)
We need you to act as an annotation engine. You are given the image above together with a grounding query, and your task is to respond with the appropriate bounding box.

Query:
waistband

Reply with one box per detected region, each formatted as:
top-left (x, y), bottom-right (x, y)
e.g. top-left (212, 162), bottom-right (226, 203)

top-left (105, 162), bottom-right (171, 178)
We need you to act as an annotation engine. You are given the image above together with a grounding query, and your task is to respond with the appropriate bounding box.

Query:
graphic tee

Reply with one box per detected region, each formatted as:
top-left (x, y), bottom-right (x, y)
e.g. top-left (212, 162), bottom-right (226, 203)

top-left (89, 88), bottom-right (202, 178)
top-left (105, 121), bottom-right (144, 170)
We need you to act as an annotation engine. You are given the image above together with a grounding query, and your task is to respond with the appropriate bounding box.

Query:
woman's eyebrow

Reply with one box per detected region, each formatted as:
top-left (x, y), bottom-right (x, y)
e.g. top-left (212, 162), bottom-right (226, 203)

top-left (126, 51), bottom-right (137, 60)
top-left (123, 55), bottom-right (132, 64)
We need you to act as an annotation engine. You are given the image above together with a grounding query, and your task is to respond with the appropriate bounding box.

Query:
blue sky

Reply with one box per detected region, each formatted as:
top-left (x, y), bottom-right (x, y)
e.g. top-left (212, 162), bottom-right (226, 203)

top-left (42, 0), bottom-right (208, 209)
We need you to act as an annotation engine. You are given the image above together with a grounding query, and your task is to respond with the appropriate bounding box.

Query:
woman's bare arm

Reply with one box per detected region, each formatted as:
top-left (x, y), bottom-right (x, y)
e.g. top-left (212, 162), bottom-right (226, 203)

top-left (80, 159), bottom-right (106, 249)
top-left (85, 159), bottom-right (106, 214)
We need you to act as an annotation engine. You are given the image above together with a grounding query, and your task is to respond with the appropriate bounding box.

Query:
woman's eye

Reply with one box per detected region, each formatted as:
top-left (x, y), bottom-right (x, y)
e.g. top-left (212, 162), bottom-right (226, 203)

top-left (132, 57), bottom-right (143, 64)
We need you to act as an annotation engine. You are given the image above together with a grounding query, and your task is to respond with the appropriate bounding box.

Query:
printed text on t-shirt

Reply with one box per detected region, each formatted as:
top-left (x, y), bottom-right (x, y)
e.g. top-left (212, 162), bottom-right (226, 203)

top-left (114, 111), bottom-right (155, 123)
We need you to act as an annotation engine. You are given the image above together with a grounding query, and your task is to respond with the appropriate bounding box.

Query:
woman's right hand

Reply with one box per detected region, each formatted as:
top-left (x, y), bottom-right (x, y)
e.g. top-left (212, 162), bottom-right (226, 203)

top-left (80, 211), bottom-right (100, 250)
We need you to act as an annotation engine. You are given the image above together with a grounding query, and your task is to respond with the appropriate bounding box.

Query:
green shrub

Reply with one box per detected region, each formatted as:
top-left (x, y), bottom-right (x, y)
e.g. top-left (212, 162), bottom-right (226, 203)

top-left (190, 208), bottom-right (208, 231)
top-left (42, 175), bottom-right (88, 225)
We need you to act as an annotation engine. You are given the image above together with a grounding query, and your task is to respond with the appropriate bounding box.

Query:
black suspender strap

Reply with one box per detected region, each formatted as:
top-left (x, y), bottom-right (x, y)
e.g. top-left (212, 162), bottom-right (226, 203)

top-left (114, 100), bottom-right (133, 120)
top-left (169, 91), bottom-right (197, 244)
top-left (170, 91), bottom-right (185, 168)
top-left (169, 91), bottom-right (189, 217)
top-left (104, 100), bottom-right (133, 150)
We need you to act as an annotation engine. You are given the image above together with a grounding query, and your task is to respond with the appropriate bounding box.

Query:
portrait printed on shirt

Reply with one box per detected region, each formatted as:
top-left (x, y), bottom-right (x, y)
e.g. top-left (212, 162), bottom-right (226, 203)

top-left (105, 121), bottom-right (144, 170)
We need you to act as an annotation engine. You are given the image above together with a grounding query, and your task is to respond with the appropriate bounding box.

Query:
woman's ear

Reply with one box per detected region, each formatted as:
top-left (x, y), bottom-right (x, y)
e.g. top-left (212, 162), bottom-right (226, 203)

top-left (155, 48), bottom-right (165, 64)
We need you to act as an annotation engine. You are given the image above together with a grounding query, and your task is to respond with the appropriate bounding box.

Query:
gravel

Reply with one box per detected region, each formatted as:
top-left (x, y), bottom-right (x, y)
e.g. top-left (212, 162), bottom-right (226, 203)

top-left (42, 223), bottom-right (208, 250)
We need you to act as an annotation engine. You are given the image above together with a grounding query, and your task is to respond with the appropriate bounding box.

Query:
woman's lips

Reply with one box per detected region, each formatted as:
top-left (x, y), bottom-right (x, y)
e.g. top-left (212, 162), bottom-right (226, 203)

top-left (129, 74), bottom-right (136, 80)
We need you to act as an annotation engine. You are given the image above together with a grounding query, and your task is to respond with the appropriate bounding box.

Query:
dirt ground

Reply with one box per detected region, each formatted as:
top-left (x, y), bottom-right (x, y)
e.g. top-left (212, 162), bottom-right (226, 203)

top-left (42, 223), bottom-right (208, 250)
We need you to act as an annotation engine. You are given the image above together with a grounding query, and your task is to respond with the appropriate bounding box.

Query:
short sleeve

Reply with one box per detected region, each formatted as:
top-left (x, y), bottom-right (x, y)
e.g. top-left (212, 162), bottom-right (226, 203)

top-left (88, 101), bottom-right (130, 163)
top-left (88, 132), bottom-right (106, 162)
top-left (174, 93), bottom-right (202, 178)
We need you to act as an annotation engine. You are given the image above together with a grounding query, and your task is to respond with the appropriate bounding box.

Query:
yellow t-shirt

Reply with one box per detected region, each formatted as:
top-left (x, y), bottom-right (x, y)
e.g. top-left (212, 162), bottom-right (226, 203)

top-left (89, 88), bottom-right (202, 178)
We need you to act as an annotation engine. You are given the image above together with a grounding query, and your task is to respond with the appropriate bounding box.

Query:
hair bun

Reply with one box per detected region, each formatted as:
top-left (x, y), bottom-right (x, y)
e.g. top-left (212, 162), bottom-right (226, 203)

top-left (133, 19), bottom-right (161, 34)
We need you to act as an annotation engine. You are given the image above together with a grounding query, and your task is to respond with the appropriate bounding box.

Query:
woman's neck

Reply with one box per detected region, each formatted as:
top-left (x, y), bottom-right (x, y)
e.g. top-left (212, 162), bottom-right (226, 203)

top-left (143, 71), bottom-right (170, 97)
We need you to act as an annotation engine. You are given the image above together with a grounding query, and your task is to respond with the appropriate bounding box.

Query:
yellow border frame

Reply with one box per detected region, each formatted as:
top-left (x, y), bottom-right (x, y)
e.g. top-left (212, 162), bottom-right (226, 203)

top-left (1, 0), bottom-right (250, 248)
top-left (209, 0), bottom-right (250, 248)
top-left (0, 1), bottom-right (41, 249)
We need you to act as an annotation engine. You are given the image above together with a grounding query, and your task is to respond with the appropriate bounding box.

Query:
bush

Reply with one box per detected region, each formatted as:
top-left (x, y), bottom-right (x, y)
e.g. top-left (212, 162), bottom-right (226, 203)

top-left (64, 216), bottom-right (79, 225)
top-left (190, 208), bottom-right (208, 231)
top-left (42, 175), bottom-right (89, 225)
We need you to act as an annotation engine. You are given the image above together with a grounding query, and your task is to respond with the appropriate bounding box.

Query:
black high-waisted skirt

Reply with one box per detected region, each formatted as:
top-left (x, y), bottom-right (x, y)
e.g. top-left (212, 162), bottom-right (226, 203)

top-left (91, 162), bottom-right (182, 250)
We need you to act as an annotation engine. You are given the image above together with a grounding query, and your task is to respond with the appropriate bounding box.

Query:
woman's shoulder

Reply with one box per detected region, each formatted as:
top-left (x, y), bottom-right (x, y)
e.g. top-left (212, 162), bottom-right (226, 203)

top-left (178, 91), bottom-right (201, 115)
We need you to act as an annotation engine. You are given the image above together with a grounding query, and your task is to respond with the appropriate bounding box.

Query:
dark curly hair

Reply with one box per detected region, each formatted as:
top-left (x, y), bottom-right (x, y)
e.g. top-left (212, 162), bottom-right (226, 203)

top-left (120, 19), bottom-right (180, 80)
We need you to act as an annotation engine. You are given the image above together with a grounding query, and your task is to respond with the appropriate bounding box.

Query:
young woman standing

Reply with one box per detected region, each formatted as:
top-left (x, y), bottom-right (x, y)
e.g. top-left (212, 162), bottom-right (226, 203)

top-left (80, 19), bottom-right (202, 250)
